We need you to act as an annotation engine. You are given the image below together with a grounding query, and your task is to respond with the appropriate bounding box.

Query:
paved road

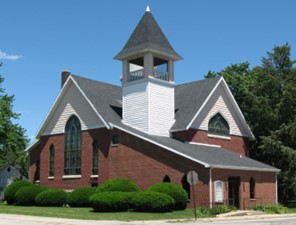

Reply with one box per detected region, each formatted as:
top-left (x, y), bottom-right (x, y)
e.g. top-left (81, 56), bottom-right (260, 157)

top-left (0, 214), bottom-right (295, 225)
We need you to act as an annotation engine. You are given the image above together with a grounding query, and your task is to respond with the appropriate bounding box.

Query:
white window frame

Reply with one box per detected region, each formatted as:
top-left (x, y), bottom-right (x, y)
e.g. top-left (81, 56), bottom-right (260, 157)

top-left (214, 180), bottom-right (224, 203)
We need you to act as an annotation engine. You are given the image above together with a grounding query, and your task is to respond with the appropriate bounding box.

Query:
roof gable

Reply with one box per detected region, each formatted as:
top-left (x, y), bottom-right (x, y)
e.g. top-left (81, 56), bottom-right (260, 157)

top-left (172, 77), bottom-right (221, 131)
top-left (35, 76), bottom-right (111, 138)
top-left (114, 10), bottom-right (182, 60)
top-left (172, 77), bottom-right (255, 140)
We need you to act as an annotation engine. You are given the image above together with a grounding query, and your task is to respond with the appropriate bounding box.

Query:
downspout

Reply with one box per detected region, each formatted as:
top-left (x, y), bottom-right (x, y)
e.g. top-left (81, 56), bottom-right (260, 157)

top-left (276, 172), bottom-right (278, 204)
top-left (209, 167), bottom-right (213, 208)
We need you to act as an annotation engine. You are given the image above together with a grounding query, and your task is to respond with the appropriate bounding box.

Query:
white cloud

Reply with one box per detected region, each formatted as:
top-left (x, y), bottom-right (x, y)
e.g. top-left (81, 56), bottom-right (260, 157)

top-left (0, 50), bottom-right (22, 60)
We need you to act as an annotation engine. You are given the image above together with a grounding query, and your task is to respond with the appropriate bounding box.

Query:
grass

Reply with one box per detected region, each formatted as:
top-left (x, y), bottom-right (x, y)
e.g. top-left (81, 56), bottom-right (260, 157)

top-left (0, 202), bottom-right (196, 221)
top-left (0, 202), bottom-right (295, 221)
top-left (286, 207), bottom-right (296, 213)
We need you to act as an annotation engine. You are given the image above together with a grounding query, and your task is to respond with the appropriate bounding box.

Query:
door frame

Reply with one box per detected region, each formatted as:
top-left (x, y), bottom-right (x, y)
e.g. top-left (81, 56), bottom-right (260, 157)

top-left (228, 176), bottom-right (241, 209)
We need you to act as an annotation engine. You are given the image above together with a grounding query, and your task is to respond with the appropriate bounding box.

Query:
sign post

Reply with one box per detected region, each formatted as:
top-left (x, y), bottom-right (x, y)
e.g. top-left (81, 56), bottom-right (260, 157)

top-left (187, 170), bottom-right (198, 221)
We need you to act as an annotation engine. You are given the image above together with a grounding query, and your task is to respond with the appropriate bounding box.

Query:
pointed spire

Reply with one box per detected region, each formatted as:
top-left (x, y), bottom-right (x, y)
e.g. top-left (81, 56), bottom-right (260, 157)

top-left (146, 5), bottom-right (150, 12)
top-left (114, 9), bottom-right (182, 61)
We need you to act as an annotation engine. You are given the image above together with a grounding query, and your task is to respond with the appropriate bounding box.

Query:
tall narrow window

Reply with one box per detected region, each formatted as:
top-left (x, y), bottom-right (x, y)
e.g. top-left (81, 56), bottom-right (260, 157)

top-left (92, 140), bottom-right (98, 175)
top-left (208, 113), bottom-right (230, 136)
top-left (215, 180), bottom-right (224, 203)
top-left (34, 160), bottom-right (40, 181)
top-left (250, 177), bottom-right (255, 199)
top-left (49, 145), bottom-right (55, 177)
top-left (182, 174), bottom-right (191, 200)
top-left (64, 115), bottom-right (82, 175)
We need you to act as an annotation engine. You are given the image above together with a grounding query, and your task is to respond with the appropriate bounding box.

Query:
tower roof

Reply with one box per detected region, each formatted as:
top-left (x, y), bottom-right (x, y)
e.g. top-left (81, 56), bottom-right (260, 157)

top-left (114, 9), bottom-right (182, 61)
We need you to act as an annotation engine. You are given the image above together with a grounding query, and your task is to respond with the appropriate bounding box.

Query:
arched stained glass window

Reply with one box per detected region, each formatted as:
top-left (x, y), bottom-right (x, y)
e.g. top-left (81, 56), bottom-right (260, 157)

top-left (208, 113), bottom-right (230, 136)
top-left (64, 115), bottom-right (82, 175)
top-left (49, 145), bottom-right (55, 177)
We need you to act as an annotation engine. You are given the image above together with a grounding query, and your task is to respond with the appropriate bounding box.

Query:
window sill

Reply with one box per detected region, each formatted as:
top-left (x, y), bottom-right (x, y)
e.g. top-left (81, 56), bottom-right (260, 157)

top-left (215, 201), bottom-right (224, 204)
top-left (208, 134), bottom-right (231, 140)
top-left (48, 176), bottom-right (54, 180)
top-left (62, 175), bottom-right (81, 179)
top-left (90, 175), bottom-right (99, 178)
top-left (250, 198), bottom-right (256, 201)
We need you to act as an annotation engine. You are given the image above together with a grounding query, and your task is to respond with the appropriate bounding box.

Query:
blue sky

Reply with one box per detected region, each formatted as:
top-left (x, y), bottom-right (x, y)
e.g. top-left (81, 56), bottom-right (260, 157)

top-left (1, 0), bottom-right (296, 143)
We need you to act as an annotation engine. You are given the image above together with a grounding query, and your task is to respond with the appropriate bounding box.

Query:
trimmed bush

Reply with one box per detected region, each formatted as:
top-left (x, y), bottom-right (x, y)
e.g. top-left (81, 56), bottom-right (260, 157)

top-left (67, 187), bottom-right (97, 207)
top-left (35, 189), bottom-right (67, 207)
top-left (15, 185), bottom-right (48, 206)
top-left (147, 182), bottom-right (188, 210)
top-left (132, 191), bottom-right (175, 212)
top-left (98, 178), bottom-right (140, 192)
top-left (90, 192), bottom-right (132, 212)
top-left (4, 180), bottom-right (32, 204)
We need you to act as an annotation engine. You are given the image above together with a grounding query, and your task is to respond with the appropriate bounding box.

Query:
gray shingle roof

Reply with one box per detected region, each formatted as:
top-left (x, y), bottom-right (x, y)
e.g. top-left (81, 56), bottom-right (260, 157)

top-left (110, 122), bottom-right (279, 172)
top-left (172, 76), bottom-right (221, 131)
top-left (71, 74), bottom-right (122, 124)
top-left (71, 75), bottom-right (279, 172)
top-left (114, 11), bottom-right (182, 61)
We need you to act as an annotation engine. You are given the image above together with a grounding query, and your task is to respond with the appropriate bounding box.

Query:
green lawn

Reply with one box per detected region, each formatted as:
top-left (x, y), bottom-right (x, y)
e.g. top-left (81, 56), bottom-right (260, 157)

top-left (1, 202), bottom-right (295, 221)
top-left (0, 202), bottom-right (197, 221)
top-left (287, 207), bottom-right (296, 213)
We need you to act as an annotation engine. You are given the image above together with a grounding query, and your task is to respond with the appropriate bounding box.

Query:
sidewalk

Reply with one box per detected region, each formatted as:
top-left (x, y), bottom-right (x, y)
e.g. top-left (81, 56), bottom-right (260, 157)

top-left (198, 211), bottom-right (296, 222)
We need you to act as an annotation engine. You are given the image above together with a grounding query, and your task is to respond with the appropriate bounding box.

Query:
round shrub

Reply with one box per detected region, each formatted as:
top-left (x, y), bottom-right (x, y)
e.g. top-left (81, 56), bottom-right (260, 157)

top-left (98, 178), bottom-right (140, 192)
top-left (147, 182), bottom-right (188, 210)
top-left (35, 189), bottom-right (67, 207)
top-left (15, 185), bottom-right (48, 206)
top-left (4, 180), bottom-right (32, 204)
top-left (67, 187), bottom-right (97, 207)
top-left (131, 191), bottom-right (175, 212)
top-left (90, 192), bottom-right (132, 212)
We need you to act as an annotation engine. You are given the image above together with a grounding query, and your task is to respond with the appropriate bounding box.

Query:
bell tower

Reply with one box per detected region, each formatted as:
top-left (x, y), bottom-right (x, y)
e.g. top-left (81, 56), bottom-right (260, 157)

top-left (114, 7), bottom-right (182, 136)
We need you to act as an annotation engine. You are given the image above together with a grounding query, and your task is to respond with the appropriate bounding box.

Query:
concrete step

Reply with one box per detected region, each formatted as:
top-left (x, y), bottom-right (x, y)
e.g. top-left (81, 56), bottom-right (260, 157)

top-left (217, 210), bottom-right (265, 217)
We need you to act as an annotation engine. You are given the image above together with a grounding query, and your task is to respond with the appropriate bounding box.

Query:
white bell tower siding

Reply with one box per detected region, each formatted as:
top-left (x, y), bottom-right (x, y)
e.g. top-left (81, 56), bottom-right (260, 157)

top-left (123, 77), bottom-right (174, 137)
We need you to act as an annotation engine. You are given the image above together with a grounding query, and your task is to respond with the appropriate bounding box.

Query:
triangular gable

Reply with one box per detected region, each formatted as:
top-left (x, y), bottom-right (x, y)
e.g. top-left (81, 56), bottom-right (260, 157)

top-left (186, 77), bottom-right (255, 140)
top-left (35, 76), bottom-right (110, 138)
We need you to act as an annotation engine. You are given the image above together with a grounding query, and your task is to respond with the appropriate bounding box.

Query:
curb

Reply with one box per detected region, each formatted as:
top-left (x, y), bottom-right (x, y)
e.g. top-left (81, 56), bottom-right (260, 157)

top-left (197, 213), bottom-right (296, 222)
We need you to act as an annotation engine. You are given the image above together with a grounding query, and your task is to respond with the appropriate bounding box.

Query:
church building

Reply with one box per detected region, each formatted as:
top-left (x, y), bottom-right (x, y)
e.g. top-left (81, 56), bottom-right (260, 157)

top-left (28, 8), bottom-right (279, 209)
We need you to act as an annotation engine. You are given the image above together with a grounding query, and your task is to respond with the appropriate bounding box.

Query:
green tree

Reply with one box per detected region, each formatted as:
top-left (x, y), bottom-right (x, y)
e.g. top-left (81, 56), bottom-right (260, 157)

top-left (0, 64), bottom-right (29, 177)
top-left (205, 43), bottom-right (296, 201)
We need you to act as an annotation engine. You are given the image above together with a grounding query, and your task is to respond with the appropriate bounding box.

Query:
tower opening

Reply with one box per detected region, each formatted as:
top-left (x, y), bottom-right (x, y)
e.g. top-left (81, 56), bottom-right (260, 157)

top-left (128, 57), bottom-right (144, 81)
top-left (153, 57), bottom-right (168, 81)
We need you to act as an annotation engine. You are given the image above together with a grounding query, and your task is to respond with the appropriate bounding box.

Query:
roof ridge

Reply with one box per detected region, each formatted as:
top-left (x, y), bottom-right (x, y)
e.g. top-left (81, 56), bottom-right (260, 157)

top-left (71, 74), bottom-right (121, 88)
top-left (175, 76), bottom-right (221, 87)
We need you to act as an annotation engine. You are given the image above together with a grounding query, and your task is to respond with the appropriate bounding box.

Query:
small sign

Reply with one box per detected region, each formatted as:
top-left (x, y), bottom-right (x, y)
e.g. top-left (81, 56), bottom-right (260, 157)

top-left (187, 170), bottom-right (198, 185)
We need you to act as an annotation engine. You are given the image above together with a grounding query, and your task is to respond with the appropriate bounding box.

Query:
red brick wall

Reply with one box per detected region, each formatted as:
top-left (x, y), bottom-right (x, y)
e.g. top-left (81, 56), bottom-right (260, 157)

top-left (212, 169), bottom-right (277, 209)
top-left (29, 127), bottom-right (276, 209)
top-left (29, 128), bottom-right (210, 207)
top-left (173, 128), bottom-right (250, 156)
top-left (29, 129), bottom-right (111, 190)
top-left (104, 129), bottom-right (210, 208)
